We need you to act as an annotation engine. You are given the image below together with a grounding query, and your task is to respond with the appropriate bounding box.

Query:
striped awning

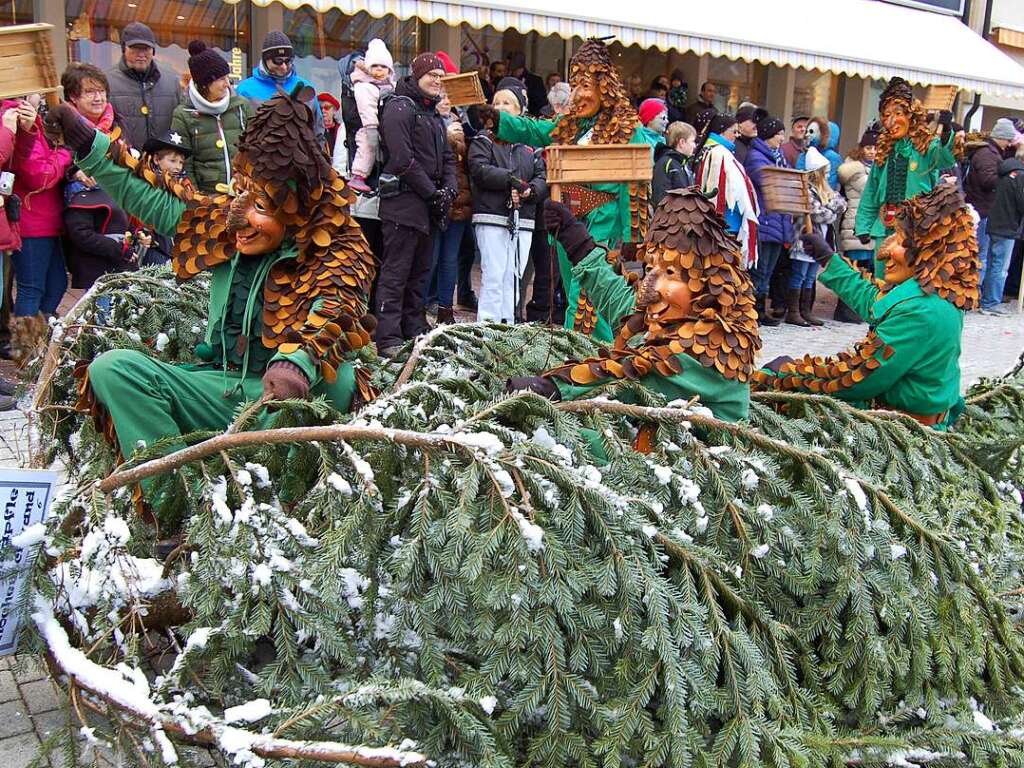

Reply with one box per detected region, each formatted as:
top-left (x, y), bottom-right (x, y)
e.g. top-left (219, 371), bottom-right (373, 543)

top-left (239, 0), bottom-right (1024, 99)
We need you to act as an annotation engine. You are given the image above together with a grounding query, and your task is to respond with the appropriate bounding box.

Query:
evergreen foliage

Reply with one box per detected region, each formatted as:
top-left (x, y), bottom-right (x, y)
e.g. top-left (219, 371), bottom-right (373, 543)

top-left (19, 271), bottom-right (1024, 767)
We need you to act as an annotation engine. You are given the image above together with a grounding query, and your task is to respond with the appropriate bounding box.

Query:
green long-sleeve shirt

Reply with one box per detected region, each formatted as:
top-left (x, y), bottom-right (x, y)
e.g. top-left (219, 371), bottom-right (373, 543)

top-left (765, 257), bottom-right (964, 428)
top-left (854, 134), bottom-right (957, 239)
top-left (552, 247), bottom-right (749, 422)
top-left (76, 130), bottom-right (324, 386)
top-left (496, 113), bottom-right (660, 343)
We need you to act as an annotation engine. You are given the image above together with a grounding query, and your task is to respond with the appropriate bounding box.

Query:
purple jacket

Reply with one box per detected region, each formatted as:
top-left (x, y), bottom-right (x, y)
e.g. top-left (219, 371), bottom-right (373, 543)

top-left (379, 76), bottom-right (457, 234)
top-left (9, 108), bottom-right (72, 238)
top-left (744, 137), bottom-right (794, 245)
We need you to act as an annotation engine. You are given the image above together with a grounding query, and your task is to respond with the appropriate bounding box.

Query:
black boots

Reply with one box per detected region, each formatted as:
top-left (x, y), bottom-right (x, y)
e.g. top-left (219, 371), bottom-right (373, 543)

top-left (755, 295), bottom-right (781, 327)
top-left (436, 306), bottom-right (455, 324)
top-left (785, 288), bottom-right (809, 326)
top-left (800, 288), bottom-right (824, 326)
top-left (832, 299), bottom-right (862, 324)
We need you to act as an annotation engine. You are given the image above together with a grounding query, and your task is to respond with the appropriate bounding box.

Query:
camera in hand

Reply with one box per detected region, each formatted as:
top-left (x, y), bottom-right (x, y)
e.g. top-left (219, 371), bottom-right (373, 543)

top-left (0, 171), bottom-right (14, 197)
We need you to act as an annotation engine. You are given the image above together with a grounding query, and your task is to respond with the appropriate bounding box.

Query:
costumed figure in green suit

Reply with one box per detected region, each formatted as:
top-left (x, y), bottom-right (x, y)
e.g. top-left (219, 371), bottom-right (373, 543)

top-left (508, 189), bottom-right (761, 427)
top-left (478, 38), bottom-right (661, 343)
top-left (854, 76), bottom-right (958, 277)
top-left (756, 183), bottom-right (979, 430)
top-left (45, 87), bottom-right (377, 475)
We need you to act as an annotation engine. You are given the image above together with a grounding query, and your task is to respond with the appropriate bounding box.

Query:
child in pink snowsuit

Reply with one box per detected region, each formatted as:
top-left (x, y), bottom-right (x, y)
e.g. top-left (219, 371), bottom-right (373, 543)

top-left (349, 38), bottom-right (395, 193)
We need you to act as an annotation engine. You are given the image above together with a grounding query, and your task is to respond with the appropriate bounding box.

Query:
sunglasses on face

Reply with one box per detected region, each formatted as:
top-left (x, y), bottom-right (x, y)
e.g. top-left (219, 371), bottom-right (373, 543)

top-left (270, 56), bottom-right (293, 66)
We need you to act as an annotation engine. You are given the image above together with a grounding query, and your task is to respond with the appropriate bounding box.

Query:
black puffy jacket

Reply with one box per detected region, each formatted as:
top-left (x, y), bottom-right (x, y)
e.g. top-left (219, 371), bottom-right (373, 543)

top-left (467, 129), bottom-right (546, 226)
top-left (987, 158), bottom-right (1024, 240)
top-left (379, 76), bottom-right (457, 234)
top-left (63, 184), bottom-right (135, 289)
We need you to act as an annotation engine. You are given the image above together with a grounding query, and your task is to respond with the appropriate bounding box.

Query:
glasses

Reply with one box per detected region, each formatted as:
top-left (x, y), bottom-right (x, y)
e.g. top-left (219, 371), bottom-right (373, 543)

top-left (270, 56), bottom-right (293, 66)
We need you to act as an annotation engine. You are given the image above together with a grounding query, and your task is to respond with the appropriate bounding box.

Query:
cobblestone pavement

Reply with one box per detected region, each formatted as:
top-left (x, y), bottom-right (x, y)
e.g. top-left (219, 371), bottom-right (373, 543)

top-left (0, 284), bottom-right (1021, 765)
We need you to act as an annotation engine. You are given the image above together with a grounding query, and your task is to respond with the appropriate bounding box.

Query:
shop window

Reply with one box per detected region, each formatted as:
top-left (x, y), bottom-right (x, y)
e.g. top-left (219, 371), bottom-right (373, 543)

top-left (0, 0), bottom-right (33, 26)
top-left (793, 69), bottom-right (836, 119)
top-left (65, 0), bottom-right (250, 84)
top-left (707, 58), bottom-right (763, 112)
top-left (283, 8), bottom-right (423, 95)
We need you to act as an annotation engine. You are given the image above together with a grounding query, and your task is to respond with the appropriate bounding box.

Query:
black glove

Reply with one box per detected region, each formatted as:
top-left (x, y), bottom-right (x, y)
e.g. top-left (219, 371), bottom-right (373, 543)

top-left (508, 172), bottom-right (530, 194)
top-left (429, 186), bottom-right (455, 228)
top-left (938, 109), bottom-right (954, 144)
top-left (799, 233), bottom-right (834, 267)
top-left (542, 200), bottom-right (595, 265)
top-left (44, 103), bottom-right (96, 157)
top-left (764, 355), bottom-right (795, 374)
top-left (477, 106), bottom-right (501, 131)
top-left (506, 375), bottom-right (561, 401)
top-left (856, 233), bottom-right (872, 245)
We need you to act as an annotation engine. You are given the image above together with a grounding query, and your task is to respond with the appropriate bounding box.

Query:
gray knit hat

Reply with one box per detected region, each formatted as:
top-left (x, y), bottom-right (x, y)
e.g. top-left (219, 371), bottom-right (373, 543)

top-left (261, 31), bottom-right (294, 62)
top-left (991, 117), bottom-right (1016, 142)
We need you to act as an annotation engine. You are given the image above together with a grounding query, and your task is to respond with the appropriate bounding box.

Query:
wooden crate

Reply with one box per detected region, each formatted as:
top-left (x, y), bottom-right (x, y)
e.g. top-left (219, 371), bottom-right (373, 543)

top-left (0, 24), bottom-right (59, 102)
top-left (440, 71), bottom-right (486, 107)
top-left (546, 144), bottom-right (654, 188)
top-left (759, 166), bottom-right (811, 215)
top-left (923, 84), bottom-right (958, 113)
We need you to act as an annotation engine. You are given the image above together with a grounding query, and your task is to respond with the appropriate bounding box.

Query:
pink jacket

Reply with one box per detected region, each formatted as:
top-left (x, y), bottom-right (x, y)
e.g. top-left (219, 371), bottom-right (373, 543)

top-left (352, 64), bottom-right (395, 130)
top-left (0, 119), bottom-right (20, 252)
top-left (9, 108), bottom-right (72, 238)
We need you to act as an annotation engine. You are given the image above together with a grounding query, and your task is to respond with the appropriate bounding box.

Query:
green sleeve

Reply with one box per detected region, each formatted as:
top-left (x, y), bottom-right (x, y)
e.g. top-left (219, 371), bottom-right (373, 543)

top-left (855, 163), bottom-right (881, 237)
top-left (495, 113), bottom-right (556, 148)
top-left (927, 133), bottom-right (957, 172)
top-left (819, 256), bottom-right (881, 320)
top-left (830, 306), bottom-right (928, 402)
top-left (570, 246), bottom-right (636, 329)
top-left (76, 131), bottom-right (186, 238)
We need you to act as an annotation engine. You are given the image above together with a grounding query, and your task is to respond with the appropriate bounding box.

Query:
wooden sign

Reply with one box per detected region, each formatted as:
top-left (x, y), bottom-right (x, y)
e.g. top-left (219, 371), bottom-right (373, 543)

top-left (440, 71), bottom-right (486, 107)
top-left (923, 84), bottom-right (958, 113)
top-left (545, 144), bottom-right (654, 202)
top-left (0, 24), bottom-right (59, 102)
top-left (759, 166), bottom-right (812, 232)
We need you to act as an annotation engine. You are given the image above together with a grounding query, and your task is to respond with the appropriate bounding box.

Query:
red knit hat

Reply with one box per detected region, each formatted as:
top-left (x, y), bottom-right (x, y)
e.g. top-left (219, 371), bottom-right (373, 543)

top-left (638, 98), bottom-right (667, 126)
top-left (317, 92), bottom-right (340, 110)
top-left (435, 51), bottom-right (458, 75)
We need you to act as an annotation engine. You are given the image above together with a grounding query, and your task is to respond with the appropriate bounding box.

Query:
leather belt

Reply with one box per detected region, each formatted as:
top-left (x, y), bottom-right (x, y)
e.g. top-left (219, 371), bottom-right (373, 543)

top-left (879, 404), bottom-right (946, 426)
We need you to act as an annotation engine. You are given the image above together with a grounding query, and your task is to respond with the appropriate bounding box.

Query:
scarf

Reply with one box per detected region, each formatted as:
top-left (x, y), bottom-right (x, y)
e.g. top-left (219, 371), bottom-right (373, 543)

top-left (259, 62), bottom-right (293, 84)
top-left (188, 80), bottom-right (231, 116)
top-left (78, 102), bottom-right (116, 135)
top-left (696, 136), bottom-right (760, 267)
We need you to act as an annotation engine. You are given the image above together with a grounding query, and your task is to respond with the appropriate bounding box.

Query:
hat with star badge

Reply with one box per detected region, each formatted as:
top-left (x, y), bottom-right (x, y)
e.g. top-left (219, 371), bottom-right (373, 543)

top-left (142, 130), bottom-right (192, 157)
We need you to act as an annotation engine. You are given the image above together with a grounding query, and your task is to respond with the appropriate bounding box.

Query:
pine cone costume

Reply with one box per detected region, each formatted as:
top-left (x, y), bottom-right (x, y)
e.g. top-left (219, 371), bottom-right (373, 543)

top-left (545, 190), bottom-right (761, 387)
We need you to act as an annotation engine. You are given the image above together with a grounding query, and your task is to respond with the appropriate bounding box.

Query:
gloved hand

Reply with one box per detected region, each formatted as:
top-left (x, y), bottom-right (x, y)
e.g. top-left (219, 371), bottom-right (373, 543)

top-left (938, 109), bottom-right (954, 144)
top-left (856, 233), bottom-right (872, 245)
top-left (542, 200), bottom-right (595, 265)
top-left (799, 232), bottom-right (834, 267)
top-left (477, 106), bottom-right (501, 131)
top-left (44, 103), bottom-right (96, 156)
top-left (506, 375), bottom-right (562, 401)
top-left (261, 361), bottom-right (311, 401)
top-left (764, 355), bottom-right (795, 374)
top-left (429, 186), bottom-right (455, 230)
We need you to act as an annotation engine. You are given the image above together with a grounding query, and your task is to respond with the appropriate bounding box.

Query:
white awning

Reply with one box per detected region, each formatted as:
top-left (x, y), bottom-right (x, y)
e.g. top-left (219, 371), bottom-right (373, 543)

top-left (242, 0), bottom-right (1024, 99)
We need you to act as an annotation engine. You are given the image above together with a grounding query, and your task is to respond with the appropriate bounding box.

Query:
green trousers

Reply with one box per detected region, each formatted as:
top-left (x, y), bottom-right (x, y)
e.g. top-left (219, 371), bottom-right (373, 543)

top-left (88, 349), bottom-right (356, 461)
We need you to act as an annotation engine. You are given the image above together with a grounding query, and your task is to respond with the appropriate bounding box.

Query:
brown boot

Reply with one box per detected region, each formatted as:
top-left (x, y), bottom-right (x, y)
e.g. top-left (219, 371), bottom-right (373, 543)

top-left (11, 314), bottom-right (48, 368)
top-left (800, 288), bottom-right (824, 326)
top-left (785, 289), bottom-right (809, 326)
top-left (756, 295), bottom-right (781, 327)
top-left (436, 306), bottom-right (455, 324)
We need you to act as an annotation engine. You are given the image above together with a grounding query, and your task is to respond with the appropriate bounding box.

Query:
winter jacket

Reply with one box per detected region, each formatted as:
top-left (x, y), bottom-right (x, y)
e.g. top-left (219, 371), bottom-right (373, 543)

top-left (352, 64), bottom-right (395, 129)
top-left (378, 75), bottom-right (457, 234)
top-left (9, 114), bottom-right (72, 238)
top-left (62, 182), bottom-right (134, 289)
top-left (0, 119), bottom-right (20, 252)
top-left (447, 122), bottom-right (473, 223)
top-left (743, 137), bottom-right (794, 246)
top-left (170, 87), bottom-right (253, 194)
top-left (519, 69), bottom-right (548, 118)
top-left (236, 65), bottom-right (324, 139)
top-left (986, 158), bottom-right (1024, 240)
top-left (682, 98), bottom-right (715, 127)
top-left (467, 129), bottom-right (546, 227)
top-left (734, 135), bottom-right (753, 165)
top-left (651, 144), bottom-right (694, 207)
top-left (797, 122), bottom-right (842, 190)
top-left (837, 158), bottom-right (874, 253)
top-left (105, 59), bottom-right (182, 149)
top-left (964, 140), bottom-right (1007, 218)
top-left (780, 138), bottom-right (803, 169)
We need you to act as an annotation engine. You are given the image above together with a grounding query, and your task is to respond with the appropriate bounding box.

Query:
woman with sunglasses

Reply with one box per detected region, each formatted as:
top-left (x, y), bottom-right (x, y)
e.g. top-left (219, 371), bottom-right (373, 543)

top-left (236, 31), bottom-right (325, 142)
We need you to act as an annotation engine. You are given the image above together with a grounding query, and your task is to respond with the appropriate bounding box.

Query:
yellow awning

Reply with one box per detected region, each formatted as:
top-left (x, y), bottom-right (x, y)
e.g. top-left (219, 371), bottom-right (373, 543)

top-left (240, 0), bottom-right (1024, 99)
